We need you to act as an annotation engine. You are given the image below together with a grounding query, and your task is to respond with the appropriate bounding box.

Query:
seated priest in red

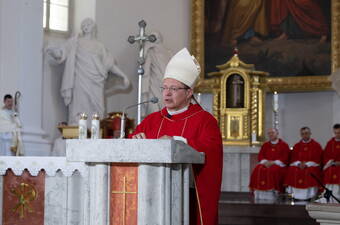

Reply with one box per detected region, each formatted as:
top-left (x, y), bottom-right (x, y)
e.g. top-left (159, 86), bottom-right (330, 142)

top-left (130, 48), bottom-right (223, 225)
top-left (249, 128), bottom-right (290, 201)
top-left (284, 127), bottom-right (323, 200)
top-left (323, 123), bottom-right (340, 202)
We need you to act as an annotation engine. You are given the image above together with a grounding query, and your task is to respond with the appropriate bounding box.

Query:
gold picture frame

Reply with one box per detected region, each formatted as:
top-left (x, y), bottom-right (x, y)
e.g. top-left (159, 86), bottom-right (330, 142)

top-left (191, 0), bottom-right (340, 92)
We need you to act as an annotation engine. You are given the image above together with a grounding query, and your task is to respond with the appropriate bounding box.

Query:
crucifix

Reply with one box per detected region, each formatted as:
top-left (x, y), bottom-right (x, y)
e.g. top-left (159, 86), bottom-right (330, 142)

top-left (128, 20), bottom-right (156, 124)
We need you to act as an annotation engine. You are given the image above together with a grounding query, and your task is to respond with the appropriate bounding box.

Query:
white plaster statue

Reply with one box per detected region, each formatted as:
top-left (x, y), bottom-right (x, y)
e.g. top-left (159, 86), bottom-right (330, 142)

top-left (0, 95), bottom-right (24, 156)
top-left (142, 31), bottom-right (172, 116)
top-left (46, 18), bottom-right (130, 125)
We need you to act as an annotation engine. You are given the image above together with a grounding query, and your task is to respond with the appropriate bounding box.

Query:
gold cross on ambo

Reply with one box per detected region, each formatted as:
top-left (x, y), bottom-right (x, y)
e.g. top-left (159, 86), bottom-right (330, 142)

top-left (111, 176), bottom-right (137, 225)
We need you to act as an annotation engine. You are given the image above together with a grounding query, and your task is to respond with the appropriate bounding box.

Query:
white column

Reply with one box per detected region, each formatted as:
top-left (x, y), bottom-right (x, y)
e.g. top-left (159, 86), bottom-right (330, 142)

top-left (0, 0), bottom-right (51, 155)
top-left (88, 164), bottom-right (109, 225)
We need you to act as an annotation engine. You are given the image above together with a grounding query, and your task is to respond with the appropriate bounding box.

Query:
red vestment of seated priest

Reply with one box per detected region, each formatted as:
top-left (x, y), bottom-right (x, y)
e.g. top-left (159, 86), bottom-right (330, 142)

top-left (249, 139), bottom-right (290, 192)
top-left (284, 139), bottom-right (323, 189)
top-left (323, 138), bottom-right (340, 185)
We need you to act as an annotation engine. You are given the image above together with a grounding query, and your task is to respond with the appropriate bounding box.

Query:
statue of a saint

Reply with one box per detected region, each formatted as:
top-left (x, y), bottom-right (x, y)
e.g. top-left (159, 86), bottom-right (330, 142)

top-left (142, 31), bottom-right (172, 116)
top-left (227, 74), bottom-right (244, 108)
top-left (46, 18), bottom-right (130, 125)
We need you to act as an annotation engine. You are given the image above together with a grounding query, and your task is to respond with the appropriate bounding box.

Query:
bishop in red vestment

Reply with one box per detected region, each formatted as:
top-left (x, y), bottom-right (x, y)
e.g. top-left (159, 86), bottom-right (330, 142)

top-left (249, 128), bottom-right (290, 200)
top-left (323, 124), bottom-right (340, 201)
top-left (131, 48), bottom-right (223, 225)
top-left (284, 127), bottom-right (323, 200)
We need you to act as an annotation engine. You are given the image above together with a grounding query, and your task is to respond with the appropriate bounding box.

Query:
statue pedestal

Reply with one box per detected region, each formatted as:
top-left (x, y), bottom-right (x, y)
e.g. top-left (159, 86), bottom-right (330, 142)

top-left (222, 146), bottom-right (260, 192)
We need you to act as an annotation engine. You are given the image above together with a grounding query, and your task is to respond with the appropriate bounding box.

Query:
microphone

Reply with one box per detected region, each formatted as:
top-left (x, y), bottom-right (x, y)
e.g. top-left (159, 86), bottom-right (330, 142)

top-left (309, 173), bottom-right (340, 203)
top-left (120, 97), bottom-right (159, 138)
top-left (166, 114), bottom-right (172, 119)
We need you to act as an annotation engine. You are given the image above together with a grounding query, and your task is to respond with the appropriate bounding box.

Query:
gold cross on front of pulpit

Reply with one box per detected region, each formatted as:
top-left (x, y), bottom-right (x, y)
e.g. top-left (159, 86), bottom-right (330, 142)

top-left (111, 176), bottom-right (137, 225)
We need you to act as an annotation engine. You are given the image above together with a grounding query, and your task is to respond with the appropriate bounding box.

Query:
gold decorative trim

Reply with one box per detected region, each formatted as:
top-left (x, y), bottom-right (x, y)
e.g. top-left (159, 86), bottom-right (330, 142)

top-left (191, 0), bottom-right (340, 92)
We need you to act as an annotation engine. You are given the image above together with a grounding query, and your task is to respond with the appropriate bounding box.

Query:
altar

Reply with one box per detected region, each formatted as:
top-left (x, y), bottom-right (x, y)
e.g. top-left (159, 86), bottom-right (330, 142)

top-left (221, 146), bottom-right (260, 192)
top-left (0, 139), bottom-right (204, 225)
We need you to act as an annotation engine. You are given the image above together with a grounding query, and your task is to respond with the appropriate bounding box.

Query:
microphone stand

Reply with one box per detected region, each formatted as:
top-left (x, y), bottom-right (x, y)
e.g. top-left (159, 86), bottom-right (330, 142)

top-left (310, 173), bottom-right (340, 203)
top-left (119, 97), bottom-right (158, 139)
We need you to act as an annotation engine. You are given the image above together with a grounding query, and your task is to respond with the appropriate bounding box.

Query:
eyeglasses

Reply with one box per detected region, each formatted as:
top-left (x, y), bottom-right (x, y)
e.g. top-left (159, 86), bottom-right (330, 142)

top-left (160, 86), bottom-right (190, 93)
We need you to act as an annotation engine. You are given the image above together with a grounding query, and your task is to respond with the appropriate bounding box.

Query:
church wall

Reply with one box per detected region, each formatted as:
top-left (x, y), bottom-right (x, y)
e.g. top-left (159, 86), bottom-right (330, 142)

top-left (265, 91), bottom-right (336, 148)
top-left (0, 0), bottom-right (20, 98)
top-left (95, 0), bottom-right (191, 119)
top-left (0, 0), bottom-right (51, 155)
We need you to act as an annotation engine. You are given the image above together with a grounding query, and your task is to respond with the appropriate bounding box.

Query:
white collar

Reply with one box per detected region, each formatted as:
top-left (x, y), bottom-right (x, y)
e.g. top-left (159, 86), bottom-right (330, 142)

top-left (335, 138), bottom-right (340, 142)
top-left (1, 108), bottom-right (13, 113)
top-left (167, 105), bottom-right (189, 116)
top-left (270, 139), bottom-right (279, 145)
top-left (302, 138), bottom-right (311, 143)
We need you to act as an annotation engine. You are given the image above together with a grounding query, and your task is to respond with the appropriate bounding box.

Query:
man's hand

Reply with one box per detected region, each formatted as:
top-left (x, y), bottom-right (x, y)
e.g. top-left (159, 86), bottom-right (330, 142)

top-left (159, 135), bottom-right (173, 139)
top-left (334, 161), bottom-right (340, 166)
top-left (132, 133), bottom-right (146, 139)
top-left (46, 47), bottom-right (62, 60)
top-left (299, 162), bottom-right (307, 169)
top-left (264, 161), bottom-right (274, 168)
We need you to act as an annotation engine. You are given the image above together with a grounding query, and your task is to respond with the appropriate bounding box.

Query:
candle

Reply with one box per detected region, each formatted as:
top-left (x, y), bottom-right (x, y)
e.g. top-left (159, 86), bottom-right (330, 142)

top-left (196, 93), bottom-right (202, 104)
top-left (273, 91), bottom-right (279, 111)
top-left (251, 132), bottom-right (257, 143)
top-left (91, 113), bottom-right (100, 139)
top-left (78, 113), bottom-right (88, 139)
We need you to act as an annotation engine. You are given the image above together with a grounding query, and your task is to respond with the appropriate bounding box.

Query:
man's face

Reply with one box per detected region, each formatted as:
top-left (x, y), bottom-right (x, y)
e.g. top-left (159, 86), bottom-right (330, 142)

top-left (300, 129), bottom-right (311, 141)
top-left (334, 128), bottom-right (340, 139)
top-left (267, 129), bottom-right (278, 141)
top-left (162, 78), bottom-right (193, 111)
top-left (4, 98), bottom-right (13, 110)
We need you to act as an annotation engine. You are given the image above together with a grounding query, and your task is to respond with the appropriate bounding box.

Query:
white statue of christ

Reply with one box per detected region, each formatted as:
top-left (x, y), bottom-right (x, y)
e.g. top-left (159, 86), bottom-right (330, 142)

top-left (46, 18), bottom-right (130, 125)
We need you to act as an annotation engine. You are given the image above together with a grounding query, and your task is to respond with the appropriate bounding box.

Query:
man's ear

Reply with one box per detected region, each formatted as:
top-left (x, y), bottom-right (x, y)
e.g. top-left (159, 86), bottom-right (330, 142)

top-left (187, 89), bottom-right (194, 100)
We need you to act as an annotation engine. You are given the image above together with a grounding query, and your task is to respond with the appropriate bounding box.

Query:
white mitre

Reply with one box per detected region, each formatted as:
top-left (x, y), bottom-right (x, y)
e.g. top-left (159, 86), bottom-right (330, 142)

top-left (163, 48), bottom-right (201, 88)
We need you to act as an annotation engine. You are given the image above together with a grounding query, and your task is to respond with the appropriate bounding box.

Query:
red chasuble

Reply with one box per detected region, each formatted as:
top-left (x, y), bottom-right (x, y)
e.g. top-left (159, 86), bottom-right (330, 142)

top-left (323, 138), bottom-right (340, 184)
top-left (249, 139), bottom-right (290, 192)
top-left (284, 139), bottom-right (323, 189)
top-left (130, 104), bottom-right (223, 225)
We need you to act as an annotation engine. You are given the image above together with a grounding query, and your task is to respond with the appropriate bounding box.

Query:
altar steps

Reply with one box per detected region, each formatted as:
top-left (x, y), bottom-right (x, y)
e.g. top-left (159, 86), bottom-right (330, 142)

top-left (218, 192), bottom-right (319, 225)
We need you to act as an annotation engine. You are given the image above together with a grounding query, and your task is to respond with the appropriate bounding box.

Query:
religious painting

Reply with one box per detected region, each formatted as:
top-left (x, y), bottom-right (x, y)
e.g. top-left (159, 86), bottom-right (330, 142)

top-left (191, 0), bottom-right (340, 91)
